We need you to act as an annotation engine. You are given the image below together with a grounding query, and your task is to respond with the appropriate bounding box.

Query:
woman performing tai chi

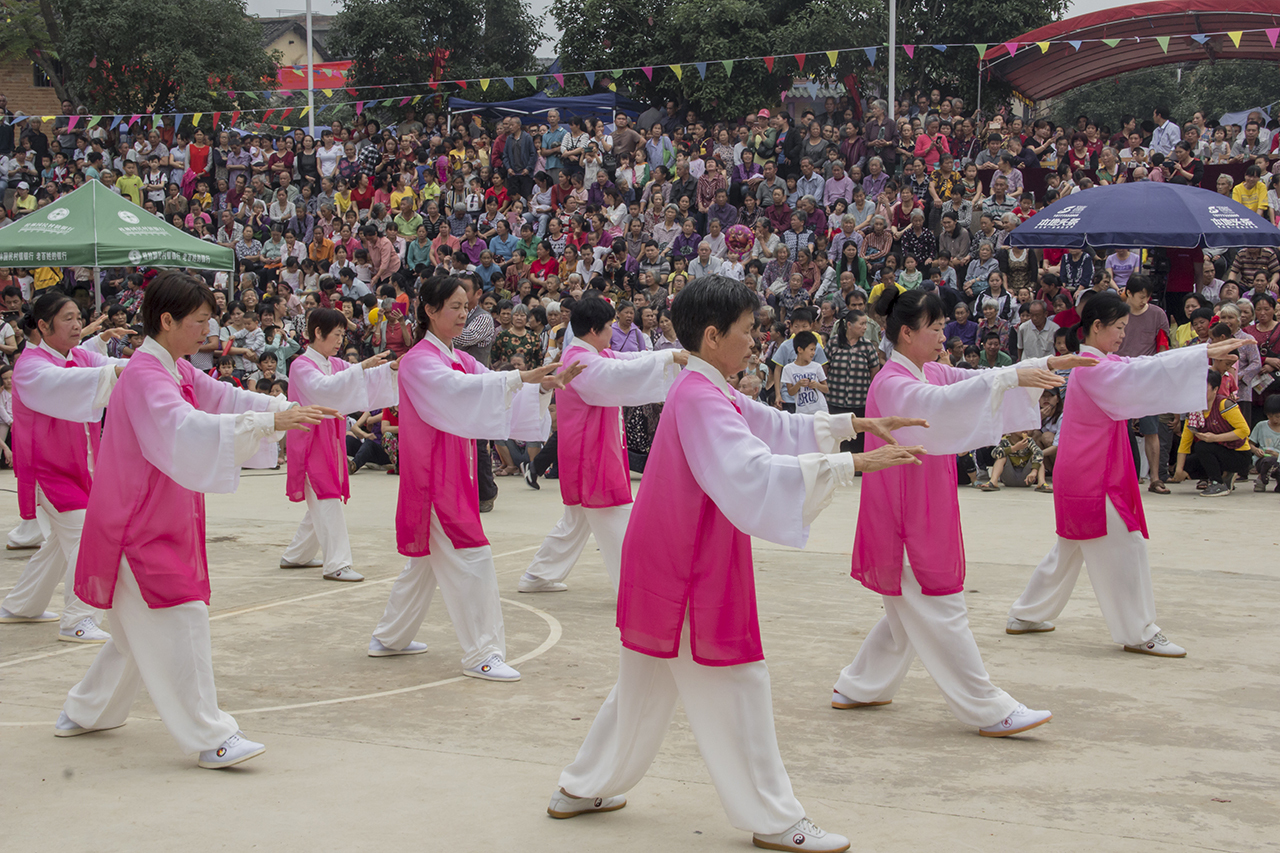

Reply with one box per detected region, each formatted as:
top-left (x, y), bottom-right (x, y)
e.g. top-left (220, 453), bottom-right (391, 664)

top-left (1006, 293), bottom-right (1248, 658)
top-left (519, 294), bottom-right (686, 594)
top-left (61, 272), bottom-right (331, 767)
top-left (7, 318), bottom-right (47, 552)
top-left (279, 307), bottom-right (399, 582)
top-left (0, 294), bottom-right (130, 643)
top-left (833, 288), bottom-right (1094, 737)
top-left (550, 276), bottom-right (924, 853)
top-left (368, 275), bottom-right (582, 679)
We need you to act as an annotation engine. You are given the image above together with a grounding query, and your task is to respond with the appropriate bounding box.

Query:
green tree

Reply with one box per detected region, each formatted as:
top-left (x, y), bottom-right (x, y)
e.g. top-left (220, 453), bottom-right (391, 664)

top-left (328, 0), bottom-right (542, 101)
top-left (0, 0), bottom-right (280, 113)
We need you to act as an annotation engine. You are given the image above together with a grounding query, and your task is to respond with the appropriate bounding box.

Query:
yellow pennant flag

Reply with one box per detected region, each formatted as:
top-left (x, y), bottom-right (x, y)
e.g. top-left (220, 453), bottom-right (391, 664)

top-left (193, 112), bottom-right (203, 126)
top-left (1037, 41), bottom-right (1050, 53)
top-left (607, 81), bottom-right (617, 91)
top-left (322, 89), bottom-right (333, 97)
top-left (300, 106), bottom-right (311, 118)
top-left (412, 95), bottom-right (422, 103)
top-left (480, 78), bottom-right (490, 91)
top-left (42, 115), bottom-right (54, 122)
top-left (1228, 30), bottom-right (1243, 47)
top-left (669, 64), bottom-right (683, 80)
top-left (826, 50), bottom-right (838, 66)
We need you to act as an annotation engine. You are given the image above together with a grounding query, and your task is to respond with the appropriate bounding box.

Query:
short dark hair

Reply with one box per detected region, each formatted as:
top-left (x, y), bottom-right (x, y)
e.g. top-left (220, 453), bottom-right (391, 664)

top-left (671, 274), bottom-right (758, 352)
top-left (141, 270), bottom-right (217, 338)
top-left (1125, 274), bottom-right (1153, 296)
top-left (793, 330), bottom-right (818, 351)
top-left (307, 307), bottom-right (347, 342)
top-left (570, 293), bottom-right (616, 337)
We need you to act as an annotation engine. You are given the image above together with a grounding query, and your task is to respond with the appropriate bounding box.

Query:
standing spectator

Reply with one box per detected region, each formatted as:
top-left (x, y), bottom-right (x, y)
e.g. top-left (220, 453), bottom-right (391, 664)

top-left (1115, 276), bottom-right (1173, 492)
top-left (1016, 301), bottom-right (1059, 361)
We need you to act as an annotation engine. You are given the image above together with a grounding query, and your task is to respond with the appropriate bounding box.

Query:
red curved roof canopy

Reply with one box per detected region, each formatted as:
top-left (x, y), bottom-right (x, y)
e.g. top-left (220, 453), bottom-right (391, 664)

top-left (982, 0), bottom-right (1280, 102)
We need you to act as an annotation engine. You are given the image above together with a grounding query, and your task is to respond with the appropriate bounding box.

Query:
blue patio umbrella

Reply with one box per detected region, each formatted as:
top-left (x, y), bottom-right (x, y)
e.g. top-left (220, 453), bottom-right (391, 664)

top-left (1007, 182), bottom-right (1280, 251)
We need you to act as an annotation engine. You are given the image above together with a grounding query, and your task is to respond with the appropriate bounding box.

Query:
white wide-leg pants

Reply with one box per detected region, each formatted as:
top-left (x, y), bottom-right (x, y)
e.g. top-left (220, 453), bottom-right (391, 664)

top-left (524, 503), bottom-right (632, 591)
top-left (834, 563), bottom-right (1018, 728)
top-left (7, 510), bottom-right (49, 548)
top-left (372, 511), bottom-right (506, 669)
top-left (558, 622), bottom-right (806, 836)
top-left (280, 480), bottom-right (354, 575)
top-left (2, 492), bottom-right (102, 630)
top-left (1008, 498), bottom-right (1160, 646)
top-left (62, 560), bottom-right (238, 755)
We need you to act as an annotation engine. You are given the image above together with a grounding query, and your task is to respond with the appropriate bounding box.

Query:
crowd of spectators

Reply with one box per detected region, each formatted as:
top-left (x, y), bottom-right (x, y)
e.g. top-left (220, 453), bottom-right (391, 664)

top-left (1, 87), bottom-right (1278, 498)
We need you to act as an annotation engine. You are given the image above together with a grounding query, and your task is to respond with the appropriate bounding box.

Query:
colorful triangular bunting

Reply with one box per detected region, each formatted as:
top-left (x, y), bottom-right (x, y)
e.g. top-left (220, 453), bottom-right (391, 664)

top-left (1102, 38), bottom-right (1121, 47)
top-left (764, 56), bottom-right (775, 72)
top-left (722, 60), bottom-right (734, 77)
top-left (1228, 30), bottom-right (1243, 47)
top-left (1037, 41), bottom-right (1050, 53)
top-left (826, 50), bottom-right (838, 66)
top-left (864, 47), bottom-right (877, 65)
top-left (480, 78), bottom-right (490, 91)
top-left (584, 71), bottom-right (595, 88)
top-left (794, 53), bottom-right (806, 71)
top-left (933, 44), bottom-right (947, 52)
top-left (670, 64), bottom-right (682, 80)
top-left (1155, 36), bottom-right (1170, 53)
top-left (1068, 40), bottom-right (1082, 50)
top-left (1268, 27), bottom-right (1280, 48)
top-left (641, 66), bottom-right (653, 80)
top-left (1004, 42), bottom-right (1019, 56)
top-left (695, 62), bottom-right (707, 79)
top-left (503, 77), bottom-right (514, 90)
top-left (903, 45), bottom-right (915, 58)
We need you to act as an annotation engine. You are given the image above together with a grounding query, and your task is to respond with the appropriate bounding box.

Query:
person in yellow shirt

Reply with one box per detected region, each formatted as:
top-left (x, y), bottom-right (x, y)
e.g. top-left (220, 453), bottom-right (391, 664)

top-left (33, 266), bottom-right (62, 292)
top-left (116, 160), bottom-right (144, 206)
top-left (867, 267), bottom-right (907, 306)
top-left (1231, 164), bottom-right (1269, 217)
top-left (334, 178), bottom-right (353, 217)
top-left (389, 173), bottom-right (417, 211)
top-left (12, 182), bottom-right (37, 216)
top-left (1170, 369), bottom-right (1253, 496)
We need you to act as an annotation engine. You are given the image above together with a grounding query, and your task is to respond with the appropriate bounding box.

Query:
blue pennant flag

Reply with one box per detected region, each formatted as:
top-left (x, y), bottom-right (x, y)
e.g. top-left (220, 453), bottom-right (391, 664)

top-left (695, 62), bottom-right (707, 79)
top-left (110, 115), bottom-right (122, 130)
top-left (503, 77), bottom-right (514, 90)
top-left (585, 71), bottom-right (596, 88)
top-left (1189, 33), bottom-right (1210, 44)
top-left (173, 113), bottom-right (184, 129)
top-left (864, 47), bottom-right (877, 65)
top-left (933, 44), bottom-right (947, 52)
top-left (1068, 40), bottom-right (1083, 50)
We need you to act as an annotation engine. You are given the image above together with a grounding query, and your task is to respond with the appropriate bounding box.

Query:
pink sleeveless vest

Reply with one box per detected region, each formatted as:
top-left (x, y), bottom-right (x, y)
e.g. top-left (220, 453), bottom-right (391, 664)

top-left (556, 345), bottom-right (633, 509)
top-left (11, 345), bottom-right (103, 514)
top-left (285, 353), bottom-right (351, 503)
top-left (616, 370), bottom-right (763, 667)
top-left (851, 360), bottom-right (966, 597)
top-left (1054, 354), bottom-right (1146, 541)
top-left (76, 354), bottom-right (216, 609)
top-left (10, 358), bottom-right (36, 521)
top-left (395, 338), bottom-right (488, 557)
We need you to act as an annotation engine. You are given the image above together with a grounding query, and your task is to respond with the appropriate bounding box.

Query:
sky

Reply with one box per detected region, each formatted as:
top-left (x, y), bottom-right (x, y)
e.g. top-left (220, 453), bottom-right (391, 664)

top-left (244, 0), bottom-right (1132, 60)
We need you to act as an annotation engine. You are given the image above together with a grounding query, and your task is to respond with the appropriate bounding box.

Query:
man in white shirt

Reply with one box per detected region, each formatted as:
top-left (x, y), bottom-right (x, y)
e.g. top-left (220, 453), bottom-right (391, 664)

top-left (1016, 301), bottom-right (1059, 361)
top-left (1149, 106), bottom-right (1180, 157)
top-left (687, 242), bottom-right (722, 279)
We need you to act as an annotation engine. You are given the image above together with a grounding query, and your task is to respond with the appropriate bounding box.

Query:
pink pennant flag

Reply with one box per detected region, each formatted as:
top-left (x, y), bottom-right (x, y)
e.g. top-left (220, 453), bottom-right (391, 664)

top-left (903, 45), bottom-right (915, 59)
top-left (68, 116), bottom-right (79, 130)
top-left (641, 66), bottom-right (653, 80)
top-left (1005, 42), bottom-right (1020, 57)
top-left (553, 73), bottom-right (564, 87)
top-left (794, 53), bottom-right (806, 71)
top-left (128, 114), bottom-right (140, 128)
top-left (399, 96), bottom-right (411, 106)
top-left (1268, 27), bottom-right (1280, 48)
top-left (355, 101), bottom-right (365, 116)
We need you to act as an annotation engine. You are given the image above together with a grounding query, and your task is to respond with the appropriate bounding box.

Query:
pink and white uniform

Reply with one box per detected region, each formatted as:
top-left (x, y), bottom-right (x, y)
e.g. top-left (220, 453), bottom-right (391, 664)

top-left (560, 357), bottom-right (858, 836)
top-left (1008, 345), bottom-right (1206, 646)
top-left (279, 348), bottom-right (398, 577)
top-left (370, 332), bottom-right (551, 668)
top-left (834, 351), bottom-right (1046, 727)
top-left (522, 342), bottom-right (680, 591)
top-left (64, 338), bottom-right (290, 755)
top-left (2, 337), bottom-right (122, 631)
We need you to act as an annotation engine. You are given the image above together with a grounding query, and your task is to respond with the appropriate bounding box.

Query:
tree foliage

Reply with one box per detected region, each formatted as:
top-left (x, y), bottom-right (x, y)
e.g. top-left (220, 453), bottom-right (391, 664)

top-left (329, 0), bottom-right (543, 102)
top-left (0, 0), bottom-right (280, 113)
top-left (1052, 60), bottom-right (1280, 131)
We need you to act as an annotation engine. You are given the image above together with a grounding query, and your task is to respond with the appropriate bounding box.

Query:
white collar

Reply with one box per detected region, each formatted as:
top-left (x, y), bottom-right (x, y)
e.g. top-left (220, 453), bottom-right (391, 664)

top-left (685, 355), bottom-right (733, 400)
top-left (139, 337), bottom-right (180, 382)
top-left (302, 346), bottom-right (333, 374)
top-left (425, 330), bottom-right (460, 362)
top-left (568, 338), bottom-right (599, 354)
top-left (37, 340), bottom-right (71, 363)
top-left (1080, 344), bottom-right (1106, 358)
top-left (889, 348), bottom-right (928, 382)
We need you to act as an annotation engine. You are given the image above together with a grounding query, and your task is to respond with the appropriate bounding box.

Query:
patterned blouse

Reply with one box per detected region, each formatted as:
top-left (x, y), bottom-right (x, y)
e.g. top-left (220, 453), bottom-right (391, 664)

top-left (825, 339), bottom-right (879, 408)
top-left (492, 328), bottom-right (544, 368)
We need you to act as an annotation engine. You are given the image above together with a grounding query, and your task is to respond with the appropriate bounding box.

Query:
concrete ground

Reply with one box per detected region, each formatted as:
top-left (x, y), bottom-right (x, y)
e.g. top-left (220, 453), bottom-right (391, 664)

top-left (1, 467), bottom-right (1277, 853)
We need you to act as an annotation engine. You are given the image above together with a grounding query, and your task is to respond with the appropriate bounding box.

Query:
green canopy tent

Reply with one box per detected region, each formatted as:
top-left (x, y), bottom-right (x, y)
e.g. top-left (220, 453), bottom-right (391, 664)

top-left (0, 181), bottom-right (234, 305)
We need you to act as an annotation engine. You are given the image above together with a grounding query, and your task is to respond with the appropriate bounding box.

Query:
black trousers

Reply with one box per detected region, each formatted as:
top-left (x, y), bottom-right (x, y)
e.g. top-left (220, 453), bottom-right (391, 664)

top-left (1184, 442), bottom-right (1251, 483)
top-left (533, 431), bottom-right (558, 477)
top-left (828, 404), bottom-right (865, 453)
top-left (476, 439), bottom-right (497, 501)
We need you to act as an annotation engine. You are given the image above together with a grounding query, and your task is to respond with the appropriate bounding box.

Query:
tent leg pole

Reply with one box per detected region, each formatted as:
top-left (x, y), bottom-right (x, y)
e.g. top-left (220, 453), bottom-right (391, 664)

top-left (976, 62), bottom-right (982, 116)
top-left (93, 266), bottom-right (100, 312)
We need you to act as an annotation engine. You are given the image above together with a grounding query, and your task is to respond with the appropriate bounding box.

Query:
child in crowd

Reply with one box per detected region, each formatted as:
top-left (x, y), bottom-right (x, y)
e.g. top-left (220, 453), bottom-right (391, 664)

top-left (781, 331), bottom-right (829, 414)
top-left (981, 431), bottom-right (1049, 491)
top-left (897, 255), bottom-right (923, 289)
top-left (1250, 395), bottom-right (1280, 492)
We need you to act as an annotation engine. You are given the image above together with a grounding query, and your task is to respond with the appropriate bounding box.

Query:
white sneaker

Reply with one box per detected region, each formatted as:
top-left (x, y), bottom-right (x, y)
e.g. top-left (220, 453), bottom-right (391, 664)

top-left (198, 732), bottom-right (266, 769)
top-left (546, 789), bottom-right (627, 819)
top-left (1006, 617), bottom-right (1056, 635)
top-left (1124, 632), bottom-right (1187, 658)
top-left (464, 653), bottom-right (520, 682)
top-left (831, 690), bottom-right (891, 710)
top-left (368, 637), bottom-right (429, 657)
top-left (979, 703), bottom-right (1053, 737)
top-left (279, 558), bottom-right (324, 569)
top-left (323, 566), bottom-right (364, 582)
top-left (54, 710), bottom-right (125, 738)
top-left (753, 817), bottom-right (850, 852)
top-left (518, 576), bottom-right (568, 593)
top-left (0, 607), bottom-right (58, 623)
top-left (58, 618), bottom-right (110, 644)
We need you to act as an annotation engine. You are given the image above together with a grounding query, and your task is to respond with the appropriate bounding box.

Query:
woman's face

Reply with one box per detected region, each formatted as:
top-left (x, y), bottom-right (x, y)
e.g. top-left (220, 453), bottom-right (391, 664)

top-left (1238, 301), bottom-right (1254, 325)
top-left (512, 310), bottom-right (527, 329)
top-left (481, 295), bottom-right (497, 313)
top-left (1255, 299), bottom-right (1275, 324)
top-left (617, 306), bottom-right (635, 326)
top-left (983, 304), bottom-right (997, 322)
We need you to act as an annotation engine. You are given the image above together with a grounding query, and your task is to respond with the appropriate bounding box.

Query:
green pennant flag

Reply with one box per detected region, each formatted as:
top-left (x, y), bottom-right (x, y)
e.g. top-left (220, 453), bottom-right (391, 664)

top-left (722, 59), bottom-right (734, 77)
top-left (526, 75), bottom-right (538, 88)
top-left (1155, 36), bottom-right (1170, 53)
top-left (1102, 38), bottom-right (1121, 47)
top-left (974, 43), bottom-right (988, 57)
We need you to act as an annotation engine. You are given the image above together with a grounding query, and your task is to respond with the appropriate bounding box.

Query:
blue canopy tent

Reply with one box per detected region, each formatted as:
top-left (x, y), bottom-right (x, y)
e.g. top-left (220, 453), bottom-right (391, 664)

top-left (1007, 182), bottom-right (1280, 250)
top-left (446, 92), bottom-right (648, 124)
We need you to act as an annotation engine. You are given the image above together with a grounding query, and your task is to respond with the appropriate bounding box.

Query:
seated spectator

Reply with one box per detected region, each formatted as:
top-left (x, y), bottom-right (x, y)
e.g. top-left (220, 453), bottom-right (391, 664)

top-left (1171, 370), bottom-right (1253, 495)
